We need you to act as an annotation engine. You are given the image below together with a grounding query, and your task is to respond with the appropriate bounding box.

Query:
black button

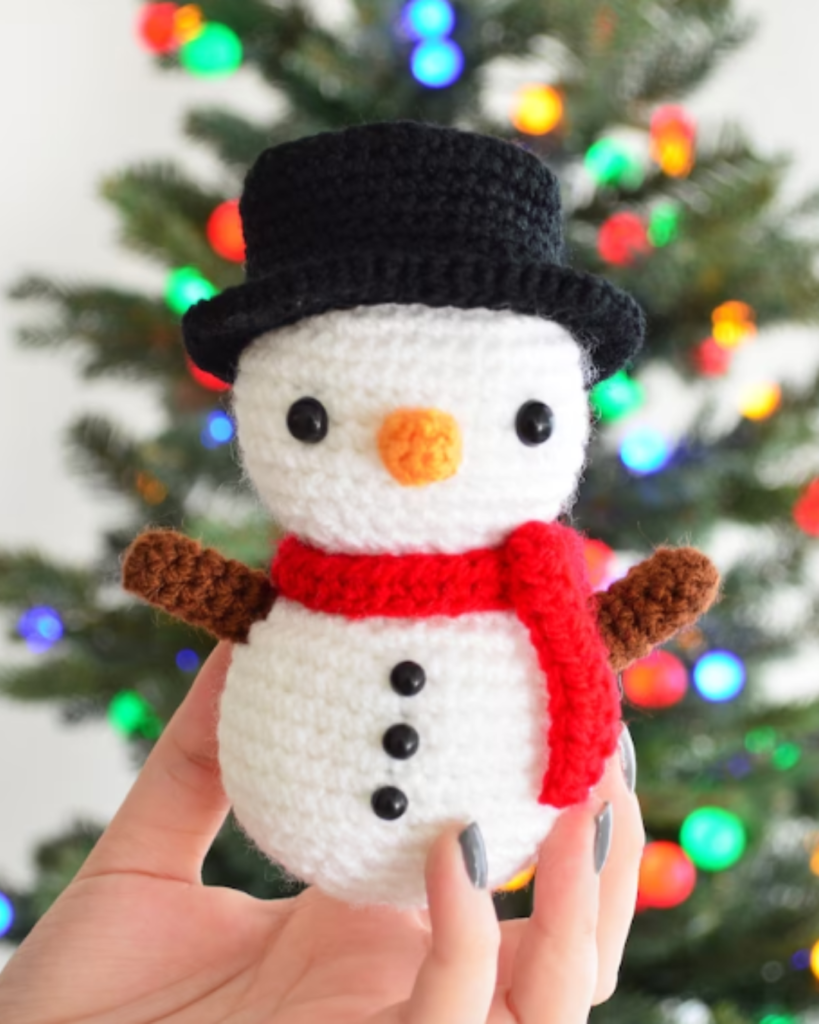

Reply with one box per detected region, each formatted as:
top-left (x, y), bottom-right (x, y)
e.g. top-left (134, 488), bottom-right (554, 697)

top-left (515, 400), bottom-right (554, 446)
top-left (371, 786), bottom-right (408, 820)
top-left (287, 397), bottom-right (328, 443)
top-left (383, 723), bottom-right (419, 759)
top-left (390, 661), bottom-right (426, 696)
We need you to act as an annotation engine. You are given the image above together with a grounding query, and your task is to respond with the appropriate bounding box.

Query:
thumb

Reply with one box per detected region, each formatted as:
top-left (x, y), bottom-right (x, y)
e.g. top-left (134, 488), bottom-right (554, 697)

top-left (404, 823), bottom-right (500, 1024)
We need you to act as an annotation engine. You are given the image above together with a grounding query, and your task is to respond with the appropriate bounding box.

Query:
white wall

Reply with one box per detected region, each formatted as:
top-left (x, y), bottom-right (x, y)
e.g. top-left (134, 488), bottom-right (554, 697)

top-left (0, 0), bottom-right (817, 954)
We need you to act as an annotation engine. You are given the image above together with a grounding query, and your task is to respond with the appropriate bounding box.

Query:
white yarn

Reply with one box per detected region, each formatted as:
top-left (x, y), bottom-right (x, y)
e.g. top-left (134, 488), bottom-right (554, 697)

top-left (222, 303), bottom-right (592, 907)
top-left (232, 304), bottom-right (591, 555)
top-left (219, 599), bottom-right (561, 909)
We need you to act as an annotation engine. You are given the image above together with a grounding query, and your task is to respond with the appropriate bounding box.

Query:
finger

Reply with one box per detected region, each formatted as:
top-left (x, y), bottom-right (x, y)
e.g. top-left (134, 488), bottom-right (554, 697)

top-left (592, 729), bottom-right (645, 1004)
top-left (506, 800), bottom-right (603, 1024)
top-left (405, 823), bottom-right (500, 1024)
top-left (79, 641), bottom-right (232, 885)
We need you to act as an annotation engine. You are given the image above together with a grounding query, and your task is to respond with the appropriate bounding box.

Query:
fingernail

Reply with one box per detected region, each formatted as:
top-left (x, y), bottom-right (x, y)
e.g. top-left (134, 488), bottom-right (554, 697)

top-left (458, 822), bottom-right (488, 889)
top-left (619, 724), bottom-right (637, 793)
top-left (594, 803), bottom-right (613, 874)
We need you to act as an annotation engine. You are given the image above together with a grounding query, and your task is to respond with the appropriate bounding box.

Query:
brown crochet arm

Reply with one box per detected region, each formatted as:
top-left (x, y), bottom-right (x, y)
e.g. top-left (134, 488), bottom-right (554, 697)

top-left (596, 547), bottom-right (720, 673)
top-left (122, 529), bottom-right (276, 643)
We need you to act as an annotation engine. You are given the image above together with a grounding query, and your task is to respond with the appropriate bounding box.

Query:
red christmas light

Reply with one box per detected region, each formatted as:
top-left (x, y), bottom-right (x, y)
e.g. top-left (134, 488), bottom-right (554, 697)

top-left (186, 355), bottom-right (230, 392)
top-left (583, 538), bottom-right (615, 591)
top-left (137, 3), bottom-right (180, 54)
top-left (207, 200), bottom-right (245, 263)
top-left (794, 480), bottom-right (819, 537)
top-left (598, 212), bottom-right (650, 266)
top-left (637, 841), bottom-right (697, 910)
top-left (692, 337), bottom-right (732, 377)
top-left (622, 649), bottom-right (688, 708)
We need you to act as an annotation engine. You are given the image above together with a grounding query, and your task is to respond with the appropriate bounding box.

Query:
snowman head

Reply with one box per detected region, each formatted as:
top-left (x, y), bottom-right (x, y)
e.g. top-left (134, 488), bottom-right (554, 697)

top-left (232, 303), bottom-right (592, 554)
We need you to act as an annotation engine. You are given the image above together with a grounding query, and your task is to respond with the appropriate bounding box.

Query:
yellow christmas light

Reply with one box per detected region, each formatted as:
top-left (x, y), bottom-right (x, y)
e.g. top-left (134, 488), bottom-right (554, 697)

top-left (740, 382), bottom-right (782, 421)
top-left (810, 846), bottom-right (819, 876)
top-left (811, 938), bottom-right (819, 980)
top-left (655, 135), bottom-right (694, 177)
top-left (712, 301), bottom-right (757, 348)
top-left (511, 85), bottom-right (564, 136)
top-left (496, 862), bottom-right (537, 892)
top-left (174, 4), bottom-right (204, 44)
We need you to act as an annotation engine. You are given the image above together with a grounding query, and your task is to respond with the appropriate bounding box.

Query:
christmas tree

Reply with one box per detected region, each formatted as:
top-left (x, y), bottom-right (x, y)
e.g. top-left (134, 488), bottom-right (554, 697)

top-left (3, 2), bottom-right (819, 1021)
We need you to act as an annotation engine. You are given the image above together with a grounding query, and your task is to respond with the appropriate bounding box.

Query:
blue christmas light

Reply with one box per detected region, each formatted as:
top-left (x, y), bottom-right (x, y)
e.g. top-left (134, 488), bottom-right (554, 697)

top-left (202, 410), bottom-right (235, 449)
top-left (619, 427), bottom-right (671, 475)
top-left (17, 606), bottom-right (64, 654)
top-left (0, 893), bottom-right (14, 937)
top-left (693, 651), bottom-right (746, 703)
top-left (791, 948), bottom-right (811, 970)
top-left (176, 649), bottom-right (200, 672)
top-left (403, 0), bottom-right (456, 39)
top-left (411, 39), bottom-right (463, 88)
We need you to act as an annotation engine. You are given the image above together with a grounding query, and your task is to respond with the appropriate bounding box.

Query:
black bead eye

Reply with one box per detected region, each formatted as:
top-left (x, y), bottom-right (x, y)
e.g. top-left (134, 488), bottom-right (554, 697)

top-left (515, 400), bottom-right (554, 447)
top-left (287, 397), bottom-right (328, 443)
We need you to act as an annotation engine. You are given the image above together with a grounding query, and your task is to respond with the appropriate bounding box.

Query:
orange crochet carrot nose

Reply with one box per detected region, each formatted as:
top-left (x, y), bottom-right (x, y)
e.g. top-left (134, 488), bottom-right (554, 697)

top-left (378, 408), bottom-right (462, 486)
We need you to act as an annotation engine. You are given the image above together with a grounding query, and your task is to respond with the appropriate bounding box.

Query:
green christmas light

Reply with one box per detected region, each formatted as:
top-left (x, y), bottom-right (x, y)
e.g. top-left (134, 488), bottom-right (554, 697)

top-left (108, 691), bottom-right (163, 740)
top-left (680, 807), bottom-right (746, 872)
top-left (591, 369), bottom-right (645, 423)
top-left (745, 726), bottom-right (777, 754)
top-left (180, 23), bottom-right (243, 79)
top-left (772, 742), bottom-right (802, 771)
top-left (648, 201), bottom-right (681, 247)
top-left (585, 138), bottom-right (644, 189)
top-left (166, 267), bottom-right (217, 316)
top-left (760, 1016), bottom-right (797, 1024)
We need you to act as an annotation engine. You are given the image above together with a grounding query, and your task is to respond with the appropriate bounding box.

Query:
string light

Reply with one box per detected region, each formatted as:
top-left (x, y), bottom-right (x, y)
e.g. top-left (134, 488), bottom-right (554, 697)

top-left (585, 138), bottom-right (644, 189)
top-left (650, 105), bottom-right (696, 177)
top-left (108, 691), bottom-right (163, 739)
top-left (0, 893), bottom-right (14, 938)
top-left (680, 808), bottom-right (746, 871)
top-left (202, 410), bottom-right (235, 448)
top-left (638, 841), bottom-right (696, 909)
top-left (186, 355), bottom-right (231, 393)
top-left (411, 38), bottom-right (464, 87)
top-left (693, 651), bottom-right (746, 703)
top-left (739, 382), bottom-right (781, 421)
top-left (511, 85), bottom-right (564, 136)
top-left (583, 538), bottom-right (616, 591)
top-left (591, 369), bottom-right (645, 422)
top-left (176, 649), bottom-right (200, 672)
top-left (137, 3), bottom-right (179, 53)
top-left (622, 649), bottom-right (688, 708)
top-left (793, 480), bottom-right (819, 536)
top-left (207, 199), bottom-right (245, 262)
top-left (619, 426), bottom-right (672, 475)
top-left (180, 22), bottom-right (243, 78)
top-left (598, 212), bottom-right (650, 266)
top-left (647, 201), bottom-right (681, 247)
top-left (402, 0), bottom-right (456, 39)
top-left (692, 337), bottom-right (732, 377)
top-left (166, 267), bottom-right (217, 316)
top-left (712, 301), bottom-right (756, 348)
top-left (17, 606), bottom-right (64, 654)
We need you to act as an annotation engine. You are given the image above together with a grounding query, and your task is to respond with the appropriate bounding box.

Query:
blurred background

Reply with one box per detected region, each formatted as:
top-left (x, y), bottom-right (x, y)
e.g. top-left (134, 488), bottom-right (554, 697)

top-left (2, 1), bottom-right (819, 1021)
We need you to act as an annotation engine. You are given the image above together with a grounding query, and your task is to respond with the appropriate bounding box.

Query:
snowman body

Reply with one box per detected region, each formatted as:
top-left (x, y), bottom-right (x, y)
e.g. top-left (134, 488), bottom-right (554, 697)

top-left (224, 303), bottom-right (595, 908)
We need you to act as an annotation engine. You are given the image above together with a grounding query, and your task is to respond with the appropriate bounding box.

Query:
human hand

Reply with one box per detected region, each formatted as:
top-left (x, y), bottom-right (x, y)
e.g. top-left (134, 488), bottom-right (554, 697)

top-left (0, 642), bottom-right (644, 1024)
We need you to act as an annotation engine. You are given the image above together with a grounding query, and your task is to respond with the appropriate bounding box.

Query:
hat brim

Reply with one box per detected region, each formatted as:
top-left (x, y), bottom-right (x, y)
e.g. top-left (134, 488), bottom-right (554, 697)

top-left (182, 251), bottom-right (645, 386)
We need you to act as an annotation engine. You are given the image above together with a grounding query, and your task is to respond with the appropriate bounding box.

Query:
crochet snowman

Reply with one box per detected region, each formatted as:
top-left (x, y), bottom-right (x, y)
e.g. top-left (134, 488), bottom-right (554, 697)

top-left (123, 122), bottom-right (720, 909)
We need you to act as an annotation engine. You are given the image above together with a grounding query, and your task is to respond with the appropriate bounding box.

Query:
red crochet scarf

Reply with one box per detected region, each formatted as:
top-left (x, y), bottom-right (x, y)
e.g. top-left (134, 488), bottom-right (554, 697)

top-left (271, 520), bottom-right (620, 809)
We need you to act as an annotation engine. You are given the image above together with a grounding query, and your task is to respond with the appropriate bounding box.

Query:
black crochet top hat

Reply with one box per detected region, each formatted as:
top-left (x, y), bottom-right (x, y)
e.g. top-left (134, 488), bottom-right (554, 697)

top-left (183, 121), bottom-right (645, 385)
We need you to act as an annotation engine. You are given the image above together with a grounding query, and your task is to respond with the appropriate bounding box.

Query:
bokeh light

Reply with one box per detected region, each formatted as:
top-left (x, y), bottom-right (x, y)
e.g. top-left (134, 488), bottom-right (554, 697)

top-left (693, 651), bottom-right (746, 702)
top-left (166, 267), bottom-right (217, 316)
top-left (410, 39), bottom-right (464, 87)
top-left (511, 84), bottom-right (563, 135)
top-left (638, 841), bottom-right (697, 909)
top-left (591, 370), bottom-right (645, 423)
top-left (202, 410), bottom-right (235, 448)
top-left (0, 893), bottom-right (14, 937)
top-left (137, 2), bottom-right (179, 54)
top-left (180, 22), bottom-right (243, 78)
top-left (108, 691), bottom-right (162, 739)
top-left (207, 199), bottom-right (245, 262)
top-left (772, 742), bottom-right (802, 771)
top-left (623, 649), bottom-right (688, 708)
top-left (585, 138), bottom-right (644, 189)
top-left (648, 201), bottom-right (681, 247)
top-left (619, 426), bottom-right (672, 475)
top-left (402, 0), bottom-right (456, 39)
top-left (712, 300), bottom-right (756, 348)
top-left (17, 606), bottom-right (64, 654)
top-left (176, 649), bottom-right (201, 672)
top-left (680, 808), bottom-right (747, 871)
top-left (598, 212), bottom-right (650, 266)
top-left (739, 382), bottom-right (781, 421)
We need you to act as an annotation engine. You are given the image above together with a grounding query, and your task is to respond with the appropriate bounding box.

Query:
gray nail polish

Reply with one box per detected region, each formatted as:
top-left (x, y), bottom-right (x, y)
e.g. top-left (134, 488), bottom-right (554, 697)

top-left (458, 822), bottom-right (488, 889)
top-left (619, 724), bottom-right (637, 793)
top-left (594, 803), bottom-right (613, 874)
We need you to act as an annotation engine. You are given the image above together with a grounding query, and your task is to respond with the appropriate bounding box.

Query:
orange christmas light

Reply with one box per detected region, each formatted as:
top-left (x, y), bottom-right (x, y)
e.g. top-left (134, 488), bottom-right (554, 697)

top-left (511, 85), bottom-right (564, 136)
top-left (712, 301), bottom-right (756, 348)
top-left (638, 841), bottom-right (697, 909)
top-left (207, 200), bottom-right (246, 263)
top-left (623, 649), bottom-right (688, 709)
top-left (650, 106), bottom-right (696, 178)
top-left (136, 472), bottom-right (168, 506)
top-left (739, 382), bottom-right (781, 421)
top-left (174, 4), bottom-right (204, 43)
